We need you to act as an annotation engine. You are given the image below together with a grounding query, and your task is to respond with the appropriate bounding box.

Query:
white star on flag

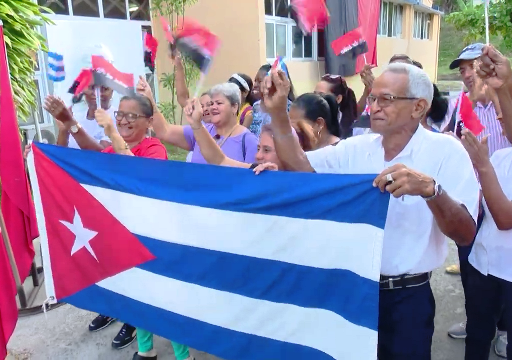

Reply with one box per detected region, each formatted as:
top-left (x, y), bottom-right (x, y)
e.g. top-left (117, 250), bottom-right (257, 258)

top-left (60, 207), bottom-right (99, 261)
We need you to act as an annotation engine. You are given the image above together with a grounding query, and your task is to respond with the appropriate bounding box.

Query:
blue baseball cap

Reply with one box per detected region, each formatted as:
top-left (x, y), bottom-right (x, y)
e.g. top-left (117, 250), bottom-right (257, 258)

top-left (449, 43), bottom-right (485, 70)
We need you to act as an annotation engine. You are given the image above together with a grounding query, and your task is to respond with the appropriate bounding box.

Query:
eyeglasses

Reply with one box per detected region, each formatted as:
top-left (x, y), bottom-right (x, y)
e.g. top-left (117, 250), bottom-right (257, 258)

top-left (114, 111), bottom-right (148, 123)
top-left (367, 94), bottom-right (418, 108)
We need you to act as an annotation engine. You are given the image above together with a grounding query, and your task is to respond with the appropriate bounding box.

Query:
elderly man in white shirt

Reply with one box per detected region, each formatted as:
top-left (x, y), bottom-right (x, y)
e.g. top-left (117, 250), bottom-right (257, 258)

top-left (263, 63), bottom-right (480, 359)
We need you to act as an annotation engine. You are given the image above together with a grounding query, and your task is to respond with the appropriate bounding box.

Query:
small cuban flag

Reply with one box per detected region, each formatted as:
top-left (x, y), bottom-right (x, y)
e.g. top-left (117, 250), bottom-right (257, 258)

top-left (48, 52), bottom-right (65, 82)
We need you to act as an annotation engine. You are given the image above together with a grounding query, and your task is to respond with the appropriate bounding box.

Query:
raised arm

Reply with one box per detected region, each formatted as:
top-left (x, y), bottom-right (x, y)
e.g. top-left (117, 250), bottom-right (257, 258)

top-left (461, 129), bottom-right (512, 230)
top-left (44, 96), bottom-right (103, 151)
top-left (357, 65), bottom-right (374, 117)
top-left (184, 98), bottom-right (250, 168)
top-left (136, 76), bottom-right (191, 151)
top-left (264, 69), bottom-right (314, 172)
top-left (172, 53), bottom-right (190, 109)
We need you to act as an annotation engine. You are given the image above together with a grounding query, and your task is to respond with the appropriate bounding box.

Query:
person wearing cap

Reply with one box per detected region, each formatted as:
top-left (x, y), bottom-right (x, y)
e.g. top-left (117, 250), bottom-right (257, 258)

top-left (446, 44), bottom-right (510, 355)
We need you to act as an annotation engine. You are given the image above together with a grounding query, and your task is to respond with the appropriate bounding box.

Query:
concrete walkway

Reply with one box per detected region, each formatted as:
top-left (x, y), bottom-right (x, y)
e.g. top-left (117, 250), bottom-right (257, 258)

top-left (7, 241), bottom-right (501, 360)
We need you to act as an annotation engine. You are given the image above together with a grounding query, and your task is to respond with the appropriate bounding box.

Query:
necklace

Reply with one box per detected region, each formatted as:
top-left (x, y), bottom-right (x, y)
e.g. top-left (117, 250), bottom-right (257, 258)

top-left (216, 125), bottom-right (239, 148)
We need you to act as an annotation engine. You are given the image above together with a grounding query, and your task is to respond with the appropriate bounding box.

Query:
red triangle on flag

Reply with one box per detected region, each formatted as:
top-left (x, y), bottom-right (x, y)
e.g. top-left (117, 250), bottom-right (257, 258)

top-left (33, 146), bottom-right (156, 299)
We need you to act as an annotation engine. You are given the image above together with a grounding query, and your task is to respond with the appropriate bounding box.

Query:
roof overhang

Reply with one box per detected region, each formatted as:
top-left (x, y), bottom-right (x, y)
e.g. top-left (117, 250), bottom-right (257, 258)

top-left (403, 0), bottom-right (444, 15)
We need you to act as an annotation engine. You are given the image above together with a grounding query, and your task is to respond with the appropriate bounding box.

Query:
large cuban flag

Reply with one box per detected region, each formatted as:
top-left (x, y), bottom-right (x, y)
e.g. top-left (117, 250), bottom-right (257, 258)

top-left (27, 143), bottom-right (389, 360)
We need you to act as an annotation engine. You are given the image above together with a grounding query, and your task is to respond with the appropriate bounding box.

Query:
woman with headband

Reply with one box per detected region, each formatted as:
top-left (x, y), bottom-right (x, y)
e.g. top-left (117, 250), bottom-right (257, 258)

top-left (228, 73), bottom-right (256, 128)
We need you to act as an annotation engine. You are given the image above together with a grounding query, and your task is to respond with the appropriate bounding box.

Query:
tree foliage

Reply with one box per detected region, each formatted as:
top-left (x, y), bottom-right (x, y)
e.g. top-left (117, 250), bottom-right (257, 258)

top-left (446, 0), bottom-right (512, 48)
top-left (0, 0), bottom-right (53, 121)
top-left (433, 0), bottom-right (463, 14)
top-left (151, 0), bottom-right (199, 124)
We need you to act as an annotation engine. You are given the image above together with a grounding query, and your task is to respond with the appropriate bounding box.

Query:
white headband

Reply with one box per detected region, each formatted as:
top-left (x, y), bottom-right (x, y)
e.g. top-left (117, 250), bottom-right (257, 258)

top-left (231, 74), bottom-right (250, 92)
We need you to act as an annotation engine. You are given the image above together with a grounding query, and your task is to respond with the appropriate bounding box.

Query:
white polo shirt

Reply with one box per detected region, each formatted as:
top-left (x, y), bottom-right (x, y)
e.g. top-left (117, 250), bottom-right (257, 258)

top-left (306, 125), bottom-right (480, 276)
top-left (469, 147), bottom-right (512, 282)
top-left (68, 107), bottom-right (115, 149)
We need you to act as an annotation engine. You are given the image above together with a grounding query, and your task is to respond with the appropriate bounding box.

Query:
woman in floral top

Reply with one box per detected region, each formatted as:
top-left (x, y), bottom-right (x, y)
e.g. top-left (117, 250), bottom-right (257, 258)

top-left (250, 63), bottom-right (295, 137)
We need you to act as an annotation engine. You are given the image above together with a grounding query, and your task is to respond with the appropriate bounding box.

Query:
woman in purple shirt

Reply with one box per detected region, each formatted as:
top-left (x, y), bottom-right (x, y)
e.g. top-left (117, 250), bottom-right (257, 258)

top-left (137, 77), bottom-right (258, 164)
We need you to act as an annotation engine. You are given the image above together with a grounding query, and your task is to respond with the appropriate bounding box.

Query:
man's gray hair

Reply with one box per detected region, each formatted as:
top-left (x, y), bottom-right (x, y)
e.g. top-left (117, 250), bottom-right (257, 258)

top-left (209, 83), bottom-right (241, 110)
top-left (383, 63), bottom-right (434, 107)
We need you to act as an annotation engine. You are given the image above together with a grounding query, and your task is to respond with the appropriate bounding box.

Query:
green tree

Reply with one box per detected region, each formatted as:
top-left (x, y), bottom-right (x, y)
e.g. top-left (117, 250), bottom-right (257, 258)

top-left (446, 0), bottom-right (512, 48)
top-left (151, 0), bottom-right (200, 124)
top-left (0, 0), bottom-right (52, 121)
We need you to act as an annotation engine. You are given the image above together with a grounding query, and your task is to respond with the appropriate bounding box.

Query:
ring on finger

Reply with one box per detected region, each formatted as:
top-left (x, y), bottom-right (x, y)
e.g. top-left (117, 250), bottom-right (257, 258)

top-left (386, 173), bottom-right (394, 184)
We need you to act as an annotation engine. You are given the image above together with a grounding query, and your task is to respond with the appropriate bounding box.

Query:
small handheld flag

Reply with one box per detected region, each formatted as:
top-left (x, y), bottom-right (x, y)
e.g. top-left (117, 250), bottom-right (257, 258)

top-left (144, 32), bottom-right (158, 73)
top-left (289, 0), bottom-right (329, 35)
top-left (48, 52), bottom-right (65, 82)
top-left (456, 92), bottom-right (485, 137)
top-left (331, 27), bottom-right (368, 58)
top-left (91, 55), bottom-right (135, 97)
top-left (68, 69), bottom-right (93, 96)
top-left (269, 56), bottom-right (289, 79)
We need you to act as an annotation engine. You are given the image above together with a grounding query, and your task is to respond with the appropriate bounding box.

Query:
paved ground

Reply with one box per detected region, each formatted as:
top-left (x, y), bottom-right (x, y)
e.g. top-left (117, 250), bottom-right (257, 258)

top-left (7, 241), bottom-right (501, 360)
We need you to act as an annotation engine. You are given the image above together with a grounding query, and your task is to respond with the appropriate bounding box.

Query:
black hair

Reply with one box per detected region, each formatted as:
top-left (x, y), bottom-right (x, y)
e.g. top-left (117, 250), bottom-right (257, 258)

top-left (293, 93), bottom-right (340, 138)
top-left (412, 60), bottom-right (423, 69)
top-left (228, 73), bottom-right (256, 106)
top-left (427, 84), bottom-right (449, 124)
top-left (320, 75), bottom-right (358, 139)
top-left (258, 63), bottom-right (296, 102)
top-left (120, 93), bottom-right (154, 117)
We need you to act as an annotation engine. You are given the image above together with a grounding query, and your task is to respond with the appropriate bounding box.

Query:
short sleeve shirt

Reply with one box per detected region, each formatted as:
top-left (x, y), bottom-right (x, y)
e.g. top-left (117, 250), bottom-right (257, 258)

top-left (102, 137), bottom-right (168, 160)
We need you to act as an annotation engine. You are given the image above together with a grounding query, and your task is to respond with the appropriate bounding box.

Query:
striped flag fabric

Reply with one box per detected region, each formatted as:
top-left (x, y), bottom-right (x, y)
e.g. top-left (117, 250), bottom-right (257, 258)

top-left (331, 26), bottom-right (368, 57)
top-left (48, 52), bottom-right (65, 82)
top-left (28, 142), bottom-right (389, 360)
top-left (91, 55), bottom-right (135, 96)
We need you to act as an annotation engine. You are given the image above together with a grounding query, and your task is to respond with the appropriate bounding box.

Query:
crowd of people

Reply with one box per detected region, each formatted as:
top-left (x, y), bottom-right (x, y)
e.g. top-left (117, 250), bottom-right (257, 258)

top-left (27, 41), bottom-right (512, 360)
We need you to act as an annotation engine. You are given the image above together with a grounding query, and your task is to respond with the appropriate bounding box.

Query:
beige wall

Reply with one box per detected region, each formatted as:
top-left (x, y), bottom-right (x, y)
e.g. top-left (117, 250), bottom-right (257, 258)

top-left (153, 1), bottom-right (441, 102)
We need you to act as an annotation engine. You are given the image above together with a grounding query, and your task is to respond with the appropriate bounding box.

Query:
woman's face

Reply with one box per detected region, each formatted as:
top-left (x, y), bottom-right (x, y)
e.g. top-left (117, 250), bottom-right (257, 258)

top-left (209, 93), bottom-right (237, 126)
top-left (116, 99), bottom-right (151, 143)
top-left (84, 85), bottom-right (113, 109)
top-left (252, 70), bottom-right (267, 101)
top-left (289, 105), bottom-right (322, 151)
top-left (255, 131), bottom-right (282, 168)
top-left (200, 94), bottom-right (213, 123)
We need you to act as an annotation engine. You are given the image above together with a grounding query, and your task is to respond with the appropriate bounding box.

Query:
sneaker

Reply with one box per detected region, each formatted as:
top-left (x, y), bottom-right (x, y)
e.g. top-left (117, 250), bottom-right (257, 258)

top-left (132, 352), bottom-right (157, 360)
top-left (448, 321), bottom-right (467, 339)
top-left (495, 331), bottom-right (507, 358)
top-left (112, 323), bottom-right (137, 349)
top-left (88, 314), bottom-right (116, 332)
top-left (445, 264), bottom-right (461, 275)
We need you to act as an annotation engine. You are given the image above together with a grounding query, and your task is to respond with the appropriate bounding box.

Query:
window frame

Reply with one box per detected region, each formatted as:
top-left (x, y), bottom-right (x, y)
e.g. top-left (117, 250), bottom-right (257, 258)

top-left (378, 1), bottom-right (403, 39)
top-left (413, 11), bottom-right (433, 40)
top-left (264, 0), bottom-right (319, 63)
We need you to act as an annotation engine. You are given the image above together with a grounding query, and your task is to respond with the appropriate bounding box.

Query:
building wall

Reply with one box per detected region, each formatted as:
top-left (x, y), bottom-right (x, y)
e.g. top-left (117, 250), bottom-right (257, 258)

top-left (153, 1), bottom-right (441, 102)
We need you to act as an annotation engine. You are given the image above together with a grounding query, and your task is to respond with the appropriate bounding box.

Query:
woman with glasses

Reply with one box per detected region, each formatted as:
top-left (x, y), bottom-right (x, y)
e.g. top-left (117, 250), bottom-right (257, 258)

top-left (137, 76), bottom-right (258, 166)
top-left (314, 74), bottom-right (358, 139)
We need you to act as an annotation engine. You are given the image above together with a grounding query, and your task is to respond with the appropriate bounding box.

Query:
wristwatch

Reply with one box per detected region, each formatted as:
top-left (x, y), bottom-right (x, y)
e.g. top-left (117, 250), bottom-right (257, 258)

top-left (423, 180), bottom-right (443, 201)
top-left (69, 122), bottom-right (82, 134)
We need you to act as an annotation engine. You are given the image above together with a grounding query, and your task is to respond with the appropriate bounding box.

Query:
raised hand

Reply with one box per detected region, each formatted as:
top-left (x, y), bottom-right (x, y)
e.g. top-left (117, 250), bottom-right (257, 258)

top-left (94, 109), bottom-right (115, 137)
top-left (253, 162), bottom-right (279, 175)
top-left (360, 64), bottom-right (375, 89)
top-left (476, 45), bottom-right (512, 90)
top-left (461, 129), bottom-right (491, 172)
top-left (184, 98), bottom-right (203, 128)
top-left (136, 75), bottom-right (154, 102)
top-left (261, 68), bottom-right (290, 118)
top-left (44, 96), bottom-right (73, 123)
top-left (23, 144), bottom-right (31, 159)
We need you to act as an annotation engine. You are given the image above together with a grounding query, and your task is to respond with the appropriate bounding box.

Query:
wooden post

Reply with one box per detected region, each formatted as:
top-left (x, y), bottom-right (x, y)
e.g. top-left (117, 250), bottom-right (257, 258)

top-left (0, 209), bottom-right (28, 308)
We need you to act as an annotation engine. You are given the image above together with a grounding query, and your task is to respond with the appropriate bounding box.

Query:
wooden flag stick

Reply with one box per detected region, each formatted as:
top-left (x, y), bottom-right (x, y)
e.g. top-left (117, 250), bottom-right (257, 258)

top-left (0, 206), bottom-right (27, 308)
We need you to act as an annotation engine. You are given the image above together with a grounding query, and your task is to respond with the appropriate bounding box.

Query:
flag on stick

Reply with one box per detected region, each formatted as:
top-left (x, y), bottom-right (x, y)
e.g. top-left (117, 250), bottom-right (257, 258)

top-left (91, 55), bottom-right (135, 97)
top-left (144, 32), bottom-right (158, 73)
top-left (456, 92), bottom-right (485, 136)
top-left (289, 0), bottom-right (330, 35)
top-left (48, 52), bottom-right (65, 82)
top-left (331, 27), bottom-right (368, 57)
top-left (68, 69), bottom-right (93, 96)
top-left (0, 24), bottom-right (39, 359)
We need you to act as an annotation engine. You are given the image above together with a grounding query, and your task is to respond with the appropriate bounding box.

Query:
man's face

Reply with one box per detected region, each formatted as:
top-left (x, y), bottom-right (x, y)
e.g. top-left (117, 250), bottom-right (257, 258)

top-left (369, 72), bottom-right (426, 135)
top-left (459, 60), bottom-right (476, 91)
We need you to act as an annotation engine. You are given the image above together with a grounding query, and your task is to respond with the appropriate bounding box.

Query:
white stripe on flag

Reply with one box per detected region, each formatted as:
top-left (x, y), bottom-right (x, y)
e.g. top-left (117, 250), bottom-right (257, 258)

top-left (49, 70), bottom-right (65, 78)
top-left (48, 57), bottom-right (64, 68)
top-left (98, 267), bottom-right (378, 360)
top-left (82, 184), bottom-right (384, 281)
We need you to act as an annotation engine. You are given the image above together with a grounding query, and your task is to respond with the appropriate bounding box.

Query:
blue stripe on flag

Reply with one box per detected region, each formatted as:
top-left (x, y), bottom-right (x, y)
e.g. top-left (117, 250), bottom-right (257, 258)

top-left (48, 74), bottom-right (65, 82)
top-left (66, 284), bottom-right (334, 360)
top-left (48, 52), bottom-right (63, 61)
top-left (34, 143), bottom-right (389, 229)
top-left (137, 236), bottom-right (378, 331)
top-left (48, 63), bottom-right (65, 72)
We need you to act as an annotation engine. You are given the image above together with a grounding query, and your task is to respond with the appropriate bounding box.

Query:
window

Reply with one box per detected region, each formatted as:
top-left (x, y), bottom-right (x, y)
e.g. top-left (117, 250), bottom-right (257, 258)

top-left (378, 1), bottom-right (403, 38)
top-left (265, 0), bottom-right (318, 61)
top-left (413, 12), bottom-right (432, 40)
top-left (38, 0), bottom-right (149, 20)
